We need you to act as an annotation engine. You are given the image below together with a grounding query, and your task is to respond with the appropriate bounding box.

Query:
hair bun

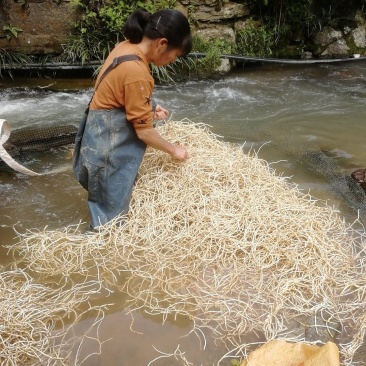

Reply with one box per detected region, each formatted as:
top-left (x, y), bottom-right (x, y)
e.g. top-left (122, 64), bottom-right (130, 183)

top-left (143, 11), bottom-right (151, 23)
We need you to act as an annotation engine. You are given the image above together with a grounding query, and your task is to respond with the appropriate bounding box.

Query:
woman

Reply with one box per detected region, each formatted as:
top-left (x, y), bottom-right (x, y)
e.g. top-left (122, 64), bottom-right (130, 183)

top-left (73, 8), bottom-right (192, 229)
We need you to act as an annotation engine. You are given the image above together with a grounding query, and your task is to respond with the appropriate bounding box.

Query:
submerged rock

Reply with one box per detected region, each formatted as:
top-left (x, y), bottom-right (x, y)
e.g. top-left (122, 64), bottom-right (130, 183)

top-left (351, 168), bottom-right (366, 191)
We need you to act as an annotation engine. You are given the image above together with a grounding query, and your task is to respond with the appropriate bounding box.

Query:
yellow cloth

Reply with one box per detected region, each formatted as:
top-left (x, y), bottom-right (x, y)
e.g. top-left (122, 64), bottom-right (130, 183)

top-left (241, 340), bottom-right (339, 366)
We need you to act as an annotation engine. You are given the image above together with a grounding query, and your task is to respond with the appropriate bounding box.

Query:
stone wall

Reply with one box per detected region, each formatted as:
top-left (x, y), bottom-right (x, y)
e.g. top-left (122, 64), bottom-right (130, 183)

top-left (311, 15), bottom-right (366, 58)
top-left (180, 0), bottom-right (251, 48)
top-left (184, 0), bottom-right (366, 59)
top-left (0, 0), bottom-right (80, 54)
top-left (0, 0), bottom-right (365, 59)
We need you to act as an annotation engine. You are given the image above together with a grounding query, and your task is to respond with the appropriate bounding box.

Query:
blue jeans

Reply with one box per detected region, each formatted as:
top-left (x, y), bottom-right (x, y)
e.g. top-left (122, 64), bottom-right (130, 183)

top-left (73, 108), bottom-right (146, 228)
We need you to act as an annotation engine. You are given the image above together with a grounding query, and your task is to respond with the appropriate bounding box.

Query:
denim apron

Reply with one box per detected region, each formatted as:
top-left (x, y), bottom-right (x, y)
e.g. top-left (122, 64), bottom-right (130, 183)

top-left (73, 55), bottom-right (146, 228)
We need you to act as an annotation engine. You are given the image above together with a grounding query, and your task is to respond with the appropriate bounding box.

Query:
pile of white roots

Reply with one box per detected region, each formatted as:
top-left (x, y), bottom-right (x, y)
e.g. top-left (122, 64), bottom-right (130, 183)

top-left (10, 120), bottom-right (366, 365)
top-left (0, 269), bottom-right (104, 365)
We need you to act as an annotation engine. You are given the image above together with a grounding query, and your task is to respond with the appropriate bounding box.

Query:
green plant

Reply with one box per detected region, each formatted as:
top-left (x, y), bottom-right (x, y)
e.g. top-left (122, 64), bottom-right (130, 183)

top-left (65, 0), bottom-right (172, 64)
top-left (235, 25), bottom-right (275, 57)
top-left (0, 48), bottom-right (32, 78)
top-left (149, 55), bottom-right (199, 83)
top-left (151, 64), bottom-right (173, 83)
top-left (97, 0), bottom-right (176, 32)
top-left (66, 0), bottom-right (115, 62)
top-left (98, 1), bottom-right (142, 33)
top-left (2, 24), bottom-right (23, 40)
top-left (190, 35), bottom-right (235, 75)
top-left (63, 0), bottom-right (184, 81)
top-left (149, 56), bottom-right (199, 83)
top-left (187, 4), bottom-right (197, 25)
top-left (201, 44), bottom-right (222, 70)
top-left (230, 360), bottom-right (242, 366)
top-left (241, 0), bottom-right (320, 58)
top-left (63, 22), bottom-right (112, 64)
top-left (344, 31), bottom-right (365, 56)
top-left (189, 35), bottom-right (235, 76)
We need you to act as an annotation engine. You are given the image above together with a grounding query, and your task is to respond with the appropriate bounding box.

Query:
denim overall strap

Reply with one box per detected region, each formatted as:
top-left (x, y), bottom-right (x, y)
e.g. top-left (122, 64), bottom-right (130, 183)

top-left (73, 54), bottom-right (141, 175)
top-left (94, 55), bottom-right (141, 93)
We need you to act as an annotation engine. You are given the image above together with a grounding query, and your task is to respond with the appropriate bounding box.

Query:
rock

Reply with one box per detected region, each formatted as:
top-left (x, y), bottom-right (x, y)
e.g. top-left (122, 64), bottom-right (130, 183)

top-left (355, 10), bottom-right (366, 26)
top-left (195, 25), bottom-right (236, 45)
top-left (234, 18), bottom-right (262, 32)
top-left (189, 0), bottom-right (220, 5)
top-left (2, 34), bottom-right (64, 54)
top-left (191, 1), bottom-right (250, 22)
top-left (352, 26), bottom-right (366, 48)
top-left (216, 58), bottom-right (232, 73)
top-left (351, 169), bottom-right (366, 191)
top-left (0, 0), bottom-right (81, 55)
top-left (313, 27), bottom-right (343, 47)
top-left (313, 27), bottom-right (350, 57)
top-left (320, 39), bottom-right (350, 57)
top-left (175, 2), bottom-right (189, 17)
top-left (301, 51), bottom-right (314, 59)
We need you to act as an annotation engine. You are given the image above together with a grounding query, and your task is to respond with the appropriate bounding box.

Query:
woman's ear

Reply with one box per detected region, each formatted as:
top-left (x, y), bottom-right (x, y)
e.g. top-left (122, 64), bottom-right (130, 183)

top-left (158, 38), bottom-right (169, 50)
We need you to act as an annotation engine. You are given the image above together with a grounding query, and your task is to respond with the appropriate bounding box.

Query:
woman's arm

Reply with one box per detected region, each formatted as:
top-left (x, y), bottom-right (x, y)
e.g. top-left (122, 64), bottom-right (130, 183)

top-left (136, 128), bottom-right (189, 161)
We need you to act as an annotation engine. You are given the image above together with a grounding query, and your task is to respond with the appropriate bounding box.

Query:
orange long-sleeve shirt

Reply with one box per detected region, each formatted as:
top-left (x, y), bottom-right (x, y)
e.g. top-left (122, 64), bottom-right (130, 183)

top-left (90, 41), bottom-right (154, 130)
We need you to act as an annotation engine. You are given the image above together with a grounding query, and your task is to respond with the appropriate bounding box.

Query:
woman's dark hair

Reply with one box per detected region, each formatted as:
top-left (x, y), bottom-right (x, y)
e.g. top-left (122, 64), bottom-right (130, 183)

top-left (123, 9), bottom-right (192, 56)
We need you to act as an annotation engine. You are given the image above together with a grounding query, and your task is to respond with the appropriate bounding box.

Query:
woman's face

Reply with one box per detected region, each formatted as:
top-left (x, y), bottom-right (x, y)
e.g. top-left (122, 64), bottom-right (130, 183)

top-left (153, 39), bottom-right (182, 67)
top-left (156, 48), bottom-right (181, 66)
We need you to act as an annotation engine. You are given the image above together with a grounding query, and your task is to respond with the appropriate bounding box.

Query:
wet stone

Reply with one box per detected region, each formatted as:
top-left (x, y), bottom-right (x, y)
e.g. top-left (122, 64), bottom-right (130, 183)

top-left (351, 168), bottom-right (366, 191)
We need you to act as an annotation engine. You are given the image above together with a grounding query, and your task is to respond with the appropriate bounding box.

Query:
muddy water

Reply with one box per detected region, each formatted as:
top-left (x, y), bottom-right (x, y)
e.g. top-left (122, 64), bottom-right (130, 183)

top-left (1, 60), bottom-right (366, 364)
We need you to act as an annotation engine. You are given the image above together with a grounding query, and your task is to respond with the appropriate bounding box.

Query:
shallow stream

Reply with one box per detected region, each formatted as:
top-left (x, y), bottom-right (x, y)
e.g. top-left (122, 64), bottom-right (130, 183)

top-left (1, 60), bottom-right (366, 364)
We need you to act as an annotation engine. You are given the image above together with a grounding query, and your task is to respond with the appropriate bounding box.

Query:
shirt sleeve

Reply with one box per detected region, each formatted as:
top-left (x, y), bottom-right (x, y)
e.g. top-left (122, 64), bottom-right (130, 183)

top-left (124, 80), bottom-right (154, 130)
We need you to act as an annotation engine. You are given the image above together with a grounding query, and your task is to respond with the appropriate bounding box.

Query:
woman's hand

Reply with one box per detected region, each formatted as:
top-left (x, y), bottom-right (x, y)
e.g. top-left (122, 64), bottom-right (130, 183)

top-left (135, 128), bottom-right (189, 161)
top-left (172, 145), bottom-right (189, 161)
top-left (154, 104), bottom-right (169, 120)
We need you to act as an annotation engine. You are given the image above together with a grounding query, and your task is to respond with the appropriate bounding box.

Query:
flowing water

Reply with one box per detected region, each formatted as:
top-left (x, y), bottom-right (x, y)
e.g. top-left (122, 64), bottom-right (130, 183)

top-left (1, 60), bottom-right (366, 364)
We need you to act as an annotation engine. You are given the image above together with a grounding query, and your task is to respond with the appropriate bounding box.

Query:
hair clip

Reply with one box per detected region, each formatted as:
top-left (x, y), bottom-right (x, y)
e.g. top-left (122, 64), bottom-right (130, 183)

top-left (155, 16), bottom-right (161, 31)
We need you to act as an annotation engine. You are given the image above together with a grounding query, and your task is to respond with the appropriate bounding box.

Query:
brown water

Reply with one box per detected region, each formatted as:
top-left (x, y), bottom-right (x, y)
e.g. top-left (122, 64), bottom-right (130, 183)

top-left (63, 310), bottom-right (256, 365)
top-left (1, 60), bottom-right (366, 364)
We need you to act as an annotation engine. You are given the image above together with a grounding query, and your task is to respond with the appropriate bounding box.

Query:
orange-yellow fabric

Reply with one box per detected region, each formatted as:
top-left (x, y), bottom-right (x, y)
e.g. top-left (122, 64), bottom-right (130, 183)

top-left (90, 41), bottom-right (154, 130)
top-left (241, 340), bottom-right (339, 366)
